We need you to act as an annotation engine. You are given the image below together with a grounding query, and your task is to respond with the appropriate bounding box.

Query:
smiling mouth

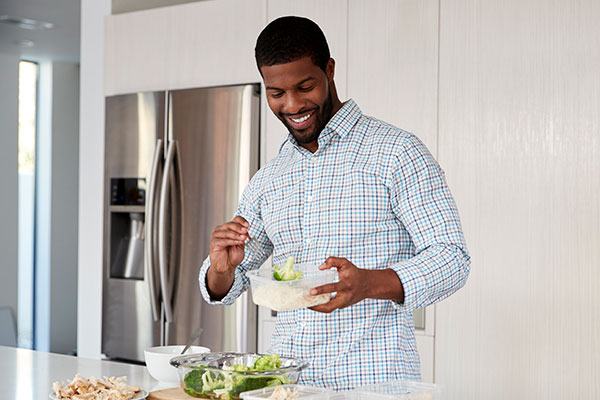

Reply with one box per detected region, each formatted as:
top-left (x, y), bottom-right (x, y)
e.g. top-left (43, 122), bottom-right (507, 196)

top-left (291, 113), bottom-right (311, 123)
top-left (286, 112), bottom-right (314, 130)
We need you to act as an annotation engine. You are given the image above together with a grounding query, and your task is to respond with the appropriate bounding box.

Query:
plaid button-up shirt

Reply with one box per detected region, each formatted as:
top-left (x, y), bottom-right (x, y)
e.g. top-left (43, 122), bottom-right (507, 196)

top-left (199, 99), bottom-right (470, 391)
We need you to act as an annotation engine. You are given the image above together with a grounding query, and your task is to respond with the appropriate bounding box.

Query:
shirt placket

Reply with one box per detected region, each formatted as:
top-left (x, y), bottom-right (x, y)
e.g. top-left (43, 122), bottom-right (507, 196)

top-left (295, 154), bottom-right (318, 339)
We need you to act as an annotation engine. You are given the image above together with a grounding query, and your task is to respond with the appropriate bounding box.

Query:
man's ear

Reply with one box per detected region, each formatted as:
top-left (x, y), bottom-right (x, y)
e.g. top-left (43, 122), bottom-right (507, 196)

top-left (326, 58), bottom-right (335, 82)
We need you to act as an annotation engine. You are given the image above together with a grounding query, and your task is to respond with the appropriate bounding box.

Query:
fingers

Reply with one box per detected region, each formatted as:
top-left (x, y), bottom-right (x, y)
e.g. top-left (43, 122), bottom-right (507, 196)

top-left (211, 218), bottom-right (251, 246)
top-left (309, 295), bottom-right (345, 313)
top-left (231, 215), bottom-right (249, 227)
top-left (310, 258), bottom-right (364, 313)
top-left (212, 228), bottom-right (247, 243)
top-left (211, 237), bottom-right (245, 249)
top-left (310, 282), bottom-right (340, 296)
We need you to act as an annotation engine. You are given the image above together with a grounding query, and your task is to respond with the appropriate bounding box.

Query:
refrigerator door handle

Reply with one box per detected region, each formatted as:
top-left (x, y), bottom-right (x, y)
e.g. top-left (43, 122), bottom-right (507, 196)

top-left (158, 139), bottom-right (177, 323)
top-left (145, 139), bottom-right (163, 322)
top-left (234, 85), bottom-right (257, 353)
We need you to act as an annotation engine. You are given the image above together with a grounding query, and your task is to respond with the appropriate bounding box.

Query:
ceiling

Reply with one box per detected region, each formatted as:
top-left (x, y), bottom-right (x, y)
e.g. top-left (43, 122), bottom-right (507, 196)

top-left (0, 0), bottom-right (81, 63)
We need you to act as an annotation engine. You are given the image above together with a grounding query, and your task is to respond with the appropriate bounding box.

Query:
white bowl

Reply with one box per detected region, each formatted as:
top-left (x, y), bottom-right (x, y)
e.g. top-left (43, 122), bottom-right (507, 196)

top-left (144, 345), bottom-right (210, 384)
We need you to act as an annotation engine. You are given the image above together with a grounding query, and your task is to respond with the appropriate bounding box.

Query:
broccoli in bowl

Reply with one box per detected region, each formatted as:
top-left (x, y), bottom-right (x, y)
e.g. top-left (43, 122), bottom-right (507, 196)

top-left (171, 353), bottom-right (307, 400)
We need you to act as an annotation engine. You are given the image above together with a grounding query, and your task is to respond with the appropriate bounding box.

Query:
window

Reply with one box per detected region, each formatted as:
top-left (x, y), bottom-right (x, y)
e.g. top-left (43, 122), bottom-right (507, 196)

top-left (18, 60), bottom-right (38, 349)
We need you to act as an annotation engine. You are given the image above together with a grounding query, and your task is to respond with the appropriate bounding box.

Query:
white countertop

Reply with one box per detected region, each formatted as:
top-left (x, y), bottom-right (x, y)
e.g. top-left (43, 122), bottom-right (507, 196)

top-left (0, 346), bottom-right (161, 400)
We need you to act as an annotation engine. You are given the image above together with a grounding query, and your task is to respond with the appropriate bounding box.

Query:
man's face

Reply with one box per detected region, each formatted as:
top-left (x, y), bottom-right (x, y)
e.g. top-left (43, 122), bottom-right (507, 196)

top-left (260, 57), bottom-right (334, 149)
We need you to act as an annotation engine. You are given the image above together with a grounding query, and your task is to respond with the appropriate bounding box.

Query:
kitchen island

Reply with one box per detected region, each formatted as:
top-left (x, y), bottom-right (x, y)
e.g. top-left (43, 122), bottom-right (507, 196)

top-left (0, 345), bottom-right (159, 400)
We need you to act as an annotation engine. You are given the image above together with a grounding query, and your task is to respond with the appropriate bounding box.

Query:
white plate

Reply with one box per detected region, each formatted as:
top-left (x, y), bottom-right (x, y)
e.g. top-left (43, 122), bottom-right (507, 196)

top-left (49, 389), bottom-right (148, 400)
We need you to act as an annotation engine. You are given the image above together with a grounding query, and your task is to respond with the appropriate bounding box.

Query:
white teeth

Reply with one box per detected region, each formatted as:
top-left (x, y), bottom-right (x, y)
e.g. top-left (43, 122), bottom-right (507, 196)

top-left (291, 114), bottom-right (311, 123)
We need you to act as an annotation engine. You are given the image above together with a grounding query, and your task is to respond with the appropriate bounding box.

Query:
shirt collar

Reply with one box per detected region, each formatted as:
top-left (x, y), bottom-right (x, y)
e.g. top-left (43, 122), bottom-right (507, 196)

top-left (323, 98), bottom-right (362, 139)
top-left (284, 99), bottom-right (362, 152)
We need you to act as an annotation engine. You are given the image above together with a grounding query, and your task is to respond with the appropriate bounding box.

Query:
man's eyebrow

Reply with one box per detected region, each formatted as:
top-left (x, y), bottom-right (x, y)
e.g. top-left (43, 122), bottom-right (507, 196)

top-left (265, 77), bottom-right (315, 91)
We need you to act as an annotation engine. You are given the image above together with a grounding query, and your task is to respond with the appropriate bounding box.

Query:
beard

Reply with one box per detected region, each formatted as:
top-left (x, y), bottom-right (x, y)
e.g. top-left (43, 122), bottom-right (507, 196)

top-left (281, 87), bottom-right (334, 145)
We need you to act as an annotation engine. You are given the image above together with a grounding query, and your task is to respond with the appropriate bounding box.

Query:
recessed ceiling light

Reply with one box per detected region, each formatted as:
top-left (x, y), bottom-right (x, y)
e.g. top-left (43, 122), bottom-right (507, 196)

top-left (0, 15), bottom-right (55, 30)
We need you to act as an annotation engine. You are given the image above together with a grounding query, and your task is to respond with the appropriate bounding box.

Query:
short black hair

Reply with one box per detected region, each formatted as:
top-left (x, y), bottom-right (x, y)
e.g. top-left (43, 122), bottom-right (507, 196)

top-left (255, 16), bottom-right (330, 73)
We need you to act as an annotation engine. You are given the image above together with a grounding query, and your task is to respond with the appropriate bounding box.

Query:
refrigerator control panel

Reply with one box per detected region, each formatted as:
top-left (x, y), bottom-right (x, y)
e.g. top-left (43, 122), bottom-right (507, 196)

top-left (110, 178), bottom-right (146, 206)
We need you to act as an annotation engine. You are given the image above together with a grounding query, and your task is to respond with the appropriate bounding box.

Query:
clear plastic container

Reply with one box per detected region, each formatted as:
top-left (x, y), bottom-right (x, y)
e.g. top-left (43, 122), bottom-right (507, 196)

top-left (247, 264), bottom-right (337, 311)
top-left (339, 380), bottom-right (442, 400)
top-left (240, 384), bottom-right (333, 399)
top-left (327, 393), bottom-right (395, 400)
top-left (169, 352), bottom-right (308, 399)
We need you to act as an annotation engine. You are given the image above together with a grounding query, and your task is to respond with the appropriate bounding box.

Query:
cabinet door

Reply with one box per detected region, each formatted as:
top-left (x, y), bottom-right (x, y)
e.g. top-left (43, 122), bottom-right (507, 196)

top-left (105, 0), bottom-right (266, 95)
top-left (347, 0), bottom-right (439, 154)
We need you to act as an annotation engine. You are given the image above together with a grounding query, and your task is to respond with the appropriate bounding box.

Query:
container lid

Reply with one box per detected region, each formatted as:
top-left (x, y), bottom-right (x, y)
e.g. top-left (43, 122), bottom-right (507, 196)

top-left (326, 393), bottom-right (395, 400)
top-left (169, 352), bottom-right (308, 376)
top-left (240, 384), bottom-right (333, 400)
top-left (350, 380), bottom-right (442, 399)
top-left (247, 265), bottom-right (337, 285)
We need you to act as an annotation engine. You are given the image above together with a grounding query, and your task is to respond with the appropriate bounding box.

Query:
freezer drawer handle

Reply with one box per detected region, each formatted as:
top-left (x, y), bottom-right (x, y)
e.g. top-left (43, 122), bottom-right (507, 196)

top-left (145, 139), bottom-right (163, 322)
top-left (158, 139), bottom-right (177, 323)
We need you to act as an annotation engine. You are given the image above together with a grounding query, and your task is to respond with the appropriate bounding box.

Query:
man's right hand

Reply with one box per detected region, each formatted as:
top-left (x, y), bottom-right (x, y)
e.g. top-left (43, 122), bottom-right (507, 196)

top-left (206, 216), bottom-right (250, 300)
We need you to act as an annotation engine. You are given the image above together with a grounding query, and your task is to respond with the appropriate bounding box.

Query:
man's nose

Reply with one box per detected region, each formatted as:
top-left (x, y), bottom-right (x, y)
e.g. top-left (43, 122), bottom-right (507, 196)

top-left (283, 92), bottom-right (305, 115)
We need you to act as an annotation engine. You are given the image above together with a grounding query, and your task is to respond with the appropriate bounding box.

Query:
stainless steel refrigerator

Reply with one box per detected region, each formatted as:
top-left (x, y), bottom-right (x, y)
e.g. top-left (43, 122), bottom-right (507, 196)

top-left (102, 84), bottom-right (260, 362)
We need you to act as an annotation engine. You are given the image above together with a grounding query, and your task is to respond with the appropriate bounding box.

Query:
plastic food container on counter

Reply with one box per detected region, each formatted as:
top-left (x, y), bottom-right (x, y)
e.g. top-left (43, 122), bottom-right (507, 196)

top-left (247, 264), bottom-right (337, 311)
top-left (170, 352), bottom-right (308, 399)
top-left (240, 384), bottom-right (333, 399)
top-left (328, 380), bottom-right (441, 400)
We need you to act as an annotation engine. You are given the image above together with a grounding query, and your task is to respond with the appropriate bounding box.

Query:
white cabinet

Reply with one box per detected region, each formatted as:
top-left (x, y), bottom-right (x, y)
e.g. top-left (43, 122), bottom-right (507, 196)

top-left (346, 0), bottom-right (439, 154)
top-left (436, 0), bottom-right (600, 398)
top-left (105, 0), bottom-right (266, 95)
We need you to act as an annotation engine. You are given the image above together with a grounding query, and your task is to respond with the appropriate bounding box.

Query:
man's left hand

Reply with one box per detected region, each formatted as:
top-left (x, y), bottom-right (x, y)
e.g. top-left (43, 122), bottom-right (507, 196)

top-left (308, 257), bottom-right (369, 313)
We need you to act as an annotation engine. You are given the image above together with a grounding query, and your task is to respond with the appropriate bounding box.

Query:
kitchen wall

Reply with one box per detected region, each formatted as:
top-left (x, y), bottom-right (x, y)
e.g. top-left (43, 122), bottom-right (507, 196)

top-left (49, 62), bottom-right (80, 354)
top-left (0, 52), bottom-right (19, 332)
top-left (78, 0), bottom-right (111, 359)
top-left (79, 0), bottom-right (600, 397)
top-left (33, 61), bottom-right (81, 355)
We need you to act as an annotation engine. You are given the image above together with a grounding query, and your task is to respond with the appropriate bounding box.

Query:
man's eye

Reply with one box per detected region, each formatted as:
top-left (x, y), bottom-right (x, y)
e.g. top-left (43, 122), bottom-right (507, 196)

top-left (298, 85), bottom-right (314, 92)
top-left (270, 92), bottom-right (284, 98)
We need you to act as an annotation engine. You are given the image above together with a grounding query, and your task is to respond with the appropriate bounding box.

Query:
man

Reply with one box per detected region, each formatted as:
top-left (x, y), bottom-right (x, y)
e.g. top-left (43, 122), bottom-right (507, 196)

top-left (199, 16), bottom-right (470, 390)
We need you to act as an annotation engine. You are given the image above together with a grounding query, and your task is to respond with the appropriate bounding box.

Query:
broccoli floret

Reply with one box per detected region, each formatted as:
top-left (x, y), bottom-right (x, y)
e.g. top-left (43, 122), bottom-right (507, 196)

top-left (265, 375), bottom-right (291, 386)
top-left (229, 376), bottom-right (272, 399)
top-left (183, 368), bottom-right (206, 394)
top-left (273, 257), bottom-right (302, 281)
top-left (253, 354), bottom-right (282, 370)
top-left (201, 370), bottom-right (226, 397)
top-left (183, 368), bottom-right (226, 398)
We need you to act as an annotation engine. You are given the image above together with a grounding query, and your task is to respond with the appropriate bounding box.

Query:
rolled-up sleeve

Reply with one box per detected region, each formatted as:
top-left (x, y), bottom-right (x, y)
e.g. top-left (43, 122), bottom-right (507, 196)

top-left (388, 135), bottom-right (470, 312)
top-left (198, 177), bottom-right (274, 305)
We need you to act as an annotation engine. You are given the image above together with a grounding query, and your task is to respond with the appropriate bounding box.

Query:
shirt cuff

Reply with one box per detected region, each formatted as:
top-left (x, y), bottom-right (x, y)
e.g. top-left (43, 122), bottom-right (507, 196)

top-left (198, 257), bottom-right (243, 306)
top-left (388, 258), bottom-right (428, 312)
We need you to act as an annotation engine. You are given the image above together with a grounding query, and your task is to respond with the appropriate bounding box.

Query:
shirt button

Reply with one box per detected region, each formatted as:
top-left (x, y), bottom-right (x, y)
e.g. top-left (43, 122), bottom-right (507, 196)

top-left (307, 195), bottom-right (313, 203)
top-left (305, 237), bottom-right (313, 245)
